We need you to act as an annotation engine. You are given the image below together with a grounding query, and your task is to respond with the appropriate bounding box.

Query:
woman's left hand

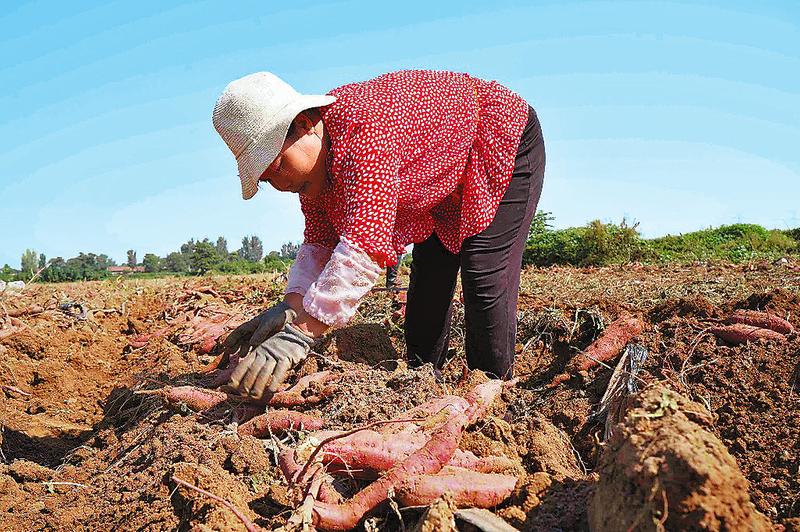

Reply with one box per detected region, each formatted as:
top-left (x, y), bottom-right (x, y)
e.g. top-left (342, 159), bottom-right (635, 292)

top-left (226, 322), bottom-right (316, 400)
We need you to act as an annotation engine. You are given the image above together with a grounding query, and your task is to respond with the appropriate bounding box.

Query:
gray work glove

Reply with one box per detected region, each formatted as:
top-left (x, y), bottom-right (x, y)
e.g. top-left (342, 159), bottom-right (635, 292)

top-left (227, 322), bottom-right (315, 400)
top-left (223, 301), bottom-right (293, 358)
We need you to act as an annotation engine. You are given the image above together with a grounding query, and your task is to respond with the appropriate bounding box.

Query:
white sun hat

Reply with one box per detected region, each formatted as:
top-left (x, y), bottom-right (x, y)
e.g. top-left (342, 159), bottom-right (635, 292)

top-left (212, 72), bottom-right (336, 200)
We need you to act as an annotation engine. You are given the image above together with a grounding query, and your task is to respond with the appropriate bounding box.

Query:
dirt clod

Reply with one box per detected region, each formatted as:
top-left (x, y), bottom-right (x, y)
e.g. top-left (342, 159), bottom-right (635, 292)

top-left (590, 386), bottom-right (771, 531)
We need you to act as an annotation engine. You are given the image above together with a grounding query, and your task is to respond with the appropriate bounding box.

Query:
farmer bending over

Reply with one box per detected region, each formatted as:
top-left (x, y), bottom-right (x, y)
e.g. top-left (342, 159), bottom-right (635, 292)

top-left (213, 70), bottom-right (545, 399)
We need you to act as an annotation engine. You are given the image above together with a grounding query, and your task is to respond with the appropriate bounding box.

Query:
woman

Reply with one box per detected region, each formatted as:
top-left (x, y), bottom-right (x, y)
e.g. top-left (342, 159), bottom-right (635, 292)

top-left (213, 70), bottom-right (544, 400)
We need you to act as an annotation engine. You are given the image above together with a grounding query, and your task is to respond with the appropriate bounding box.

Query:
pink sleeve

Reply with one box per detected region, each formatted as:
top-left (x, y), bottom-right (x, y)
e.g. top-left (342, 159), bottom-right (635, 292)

top-left (332, 123), bottom-right (400, 268)
top-left (285, 243), bottom-right (333, 297)
top-left (303, 237), bottom-right (382, 327)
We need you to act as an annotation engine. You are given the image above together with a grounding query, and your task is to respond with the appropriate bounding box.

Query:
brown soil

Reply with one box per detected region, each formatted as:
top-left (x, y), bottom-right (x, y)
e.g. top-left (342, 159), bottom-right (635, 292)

top-left (590, 386), bottom-right (770, 531)
top-left (1, 261), bottom-right (798, 530)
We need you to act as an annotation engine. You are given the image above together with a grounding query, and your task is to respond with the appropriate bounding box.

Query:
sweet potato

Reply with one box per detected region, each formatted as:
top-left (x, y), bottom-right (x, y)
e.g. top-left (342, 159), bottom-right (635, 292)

top-left (375, 395), bottom-right (469, 438)
top-left (462, 379), bottom-right (507, 424)
top-left (208, 365), bottom-right (238, 388)
top-left (177, 312), bottom-right (240, 354)
top-left (726, 309), bottom-right (794, 334)
top-left (0, 325), bottom-right (23, 341)
top-left (213, 370), bottom-right (337, 406)
top-left (7, 305), bottom-right (44, 318)
top-left (375, 379), bottom-right (505, 438)
top-left (396, 466), bottom-right (517, 507)
top-left (710, 324), bottom-right (786, 345)
top-left (549, 313), bottom-right (645, 387)
top-left (238, 410), bottom-right (325, 436)
top-left (314, 429), bottom-right (515, 475)
top-left (136, 385), bottom-right (230, 411)
top-left (278, 447), bottom-right (343, 504)
top-left (267, 371), bottom-right (338, 407)
top-left (128, 326), bottom-right (170, 348)
top-left (311, 409), bottom-right (470, 530)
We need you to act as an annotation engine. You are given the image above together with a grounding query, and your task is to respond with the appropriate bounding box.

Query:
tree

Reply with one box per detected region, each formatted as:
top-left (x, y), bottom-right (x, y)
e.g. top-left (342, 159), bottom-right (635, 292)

top-left (20, 249), bottom-right (37, 276)
top-left (215, 237), bottom-right (228, 258)
top-left (163, 252), bottom-right (189, 272)
top-left (142, 253), bottom-right (161, 273)
top-left (249, 236), bottom-right (264, 262)
top-left (239, 237), bottom-right (251, 261)
top-left (264, 253), bottom-right (289, 272)
top-left (127, 250), bottom-right (137, 268)
top-left (1, 264), bottom-right (16, 281)
top-left (190, 241), bottom-right (220, 274)
top-left (96, 254), bottom-right (115, 269)
top-left (281, 242), bottom-right (300, 260)
top-left (181, 238), bottom-right (196, 257)
top-left (38, 253), bottom-right (46, 269)
top-left (239, 235), bottom-right (264, 262)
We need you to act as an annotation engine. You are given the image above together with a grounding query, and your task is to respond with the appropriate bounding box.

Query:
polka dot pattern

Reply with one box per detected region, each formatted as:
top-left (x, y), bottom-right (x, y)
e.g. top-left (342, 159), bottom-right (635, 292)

top-left (300, 70), bottom-right (528, 268)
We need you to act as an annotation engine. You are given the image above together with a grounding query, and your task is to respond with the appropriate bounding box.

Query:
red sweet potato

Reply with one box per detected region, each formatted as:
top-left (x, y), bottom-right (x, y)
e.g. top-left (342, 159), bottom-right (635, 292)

top-left (375, 379), bottom-right (505, 438)
top-left (0, 325), bottom-right (23, 340)
top-left (267, 371), bottom-right (338, 407)
top-left (311, 409), bottom-right (469, 530)
top-left (448, 450), bottom-right (516, 473)
top-left (208, 361), bottom-right (239, 388)
top-left (315, 429), bottom-right (418, 471)
top-left (462, 379), bottom-right (507, 424)
top-left (710, 323), bottom-right (786, 345)
top-left (278, 447), bottom-right (343, 504)
top-left (396, 466), bottom-right (517, 507)
top-left (314, 429), bottom-right (515, 476)
top-left (136, 385), bottom-right (230, 411)
top-left (549, 313), bottom-right (645, 387)
top-left (7, 305), bottom-right (44, 318)
top-left (726, 309), bottom-right (794, 334)
top-left (375, 395), bottom-right (469, 438)
top-left (177, 312), bottom-right (241, 354)
top-left (128, 326), bottom-right (170, 348)
top-left (238, 410), bottom-right (325, 436)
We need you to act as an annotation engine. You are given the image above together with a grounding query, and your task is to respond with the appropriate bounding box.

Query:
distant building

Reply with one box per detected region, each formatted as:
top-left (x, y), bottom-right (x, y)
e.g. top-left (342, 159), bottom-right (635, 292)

top-left (107, 266), bottom-right (145, 275)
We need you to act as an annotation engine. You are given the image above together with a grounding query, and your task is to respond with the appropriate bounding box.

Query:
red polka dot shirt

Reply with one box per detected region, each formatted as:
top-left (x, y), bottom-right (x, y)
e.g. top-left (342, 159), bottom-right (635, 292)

top-left (300, 70), bottom-right (529, 268)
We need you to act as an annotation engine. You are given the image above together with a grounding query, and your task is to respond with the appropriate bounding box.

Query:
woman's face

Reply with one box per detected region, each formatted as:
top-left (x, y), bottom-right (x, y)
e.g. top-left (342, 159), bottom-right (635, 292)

top-left (258, 112), bottom-right (329, 198)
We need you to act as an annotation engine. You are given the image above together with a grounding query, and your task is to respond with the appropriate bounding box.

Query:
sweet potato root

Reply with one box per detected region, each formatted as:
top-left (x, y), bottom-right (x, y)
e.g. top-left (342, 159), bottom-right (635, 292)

top-left (376, 379), bottom-right (505, 438)
top-left (238, 410), bottom-right (325, 436)
top-left (7, 305), bottom-right (44, 318)
top-left (128, 326), bottom-right (170, 348)
top-left (0, 325), bottom-right (23, 341)
top-left (136, 385), bottom-right (230, 411)
top-left (462, 379), bottom-right (507, 424)
top-left (177, 312), bottom-right (242, 354)
top-left (396, 466), bottom-right (517, 508)
top-left (278, 447), bottom-right (343, 504)
top-left (211, 370), bottom-right (337, 406)
top-left (267, 371), bottom-right (338, 407)
top-left (726, 309), bottom-right (794, 334)
top-left (549, 313), bottom-right (645, 387)
top-left (314, 429), bottom-right (515, 475)
top-left (311, 409), bottom-right (470, 530)
top-left (710, 323), bottom-right (786, 344)
top-left (375, 395), bottom-right (469, 438)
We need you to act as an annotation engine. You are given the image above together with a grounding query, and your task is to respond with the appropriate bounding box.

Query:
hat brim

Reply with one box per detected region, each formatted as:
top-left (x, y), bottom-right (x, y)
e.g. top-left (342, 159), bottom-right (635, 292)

top-left (237, 94), bottom-right (337, 200)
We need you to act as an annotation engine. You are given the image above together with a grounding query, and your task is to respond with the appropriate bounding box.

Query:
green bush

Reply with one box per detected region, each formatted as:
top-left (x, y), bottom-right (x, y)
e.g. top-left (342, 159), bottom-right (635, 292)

top-left (524, 217), bottom-right (797, 267)
top-left (647, 223), bottom-right (796, 263)
top-left (524, 213), bottom-right (649, 267)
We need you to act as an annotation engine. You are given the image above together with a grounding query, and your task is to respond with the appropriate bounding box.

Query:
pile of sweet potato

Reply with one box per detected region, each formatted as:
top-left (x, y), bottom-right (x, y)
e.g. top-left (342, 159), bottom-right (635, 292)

top-left (278, 379), bottom-right (518, 531)
top-left (139, 370), bottom-right (519, 531)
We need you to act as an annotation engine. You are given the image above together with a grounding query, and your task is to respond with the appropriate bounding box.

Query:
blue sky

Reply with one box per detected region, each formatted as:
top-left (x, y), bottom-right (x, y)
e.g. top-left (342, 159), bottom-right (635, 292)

top-left (1, 0), bottom-right (798, 267)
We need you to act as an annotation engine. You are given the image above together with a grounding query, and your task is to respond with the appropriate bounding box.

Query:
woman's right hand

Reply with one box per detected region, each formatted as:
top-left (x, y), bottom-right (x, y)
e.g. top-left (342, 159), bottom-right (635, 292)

top-left (222, 300), bottom-right (294, 357)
